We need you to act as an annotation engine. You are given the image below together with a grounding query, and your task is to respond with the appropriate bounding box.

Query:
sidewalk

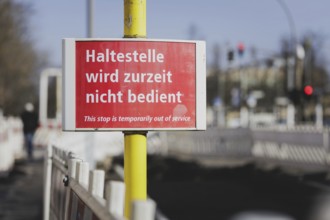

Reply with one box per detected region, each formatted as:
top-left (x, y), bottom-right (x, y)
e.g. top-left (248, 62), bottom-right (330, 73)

top-left (0, 154), bottom-right (44, 220)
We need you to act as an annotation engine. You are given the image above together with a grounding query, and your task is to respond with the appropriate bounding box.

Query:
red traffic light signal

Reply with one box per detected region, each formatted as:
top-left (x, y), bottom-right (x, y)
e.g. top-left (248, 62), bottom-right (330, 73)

top-left (237, 42), bottom-right (245, 56)
top-left (304, 85), bottom-right (313, 96)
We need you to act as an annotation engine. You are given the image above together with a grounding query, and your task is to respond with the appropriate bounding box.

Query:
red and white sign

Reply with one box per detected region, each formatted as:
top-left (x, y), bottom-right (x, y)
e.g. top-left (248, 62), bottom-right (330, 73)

top-left (63, 38), bottom-right (206, 131)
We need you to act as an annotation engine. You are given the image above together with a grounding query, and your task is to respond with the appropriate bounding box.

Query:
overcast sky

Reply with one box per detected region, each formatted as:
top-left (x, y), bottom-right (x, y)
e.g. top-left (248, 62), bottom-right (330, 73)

top-left (20, 0), bottom-right (330, 67)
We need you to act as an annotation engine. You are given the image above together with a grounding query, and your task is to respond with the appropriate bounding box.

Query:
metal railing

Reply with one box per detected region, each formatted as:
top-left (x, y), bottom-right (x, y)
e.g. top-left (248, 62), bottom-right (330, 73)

top-left (251, 125), bottom-right (330, 170)
top-left (44, 144), bottom-right (156, 220)
top-left (157, 126), bottom-right (330, 171)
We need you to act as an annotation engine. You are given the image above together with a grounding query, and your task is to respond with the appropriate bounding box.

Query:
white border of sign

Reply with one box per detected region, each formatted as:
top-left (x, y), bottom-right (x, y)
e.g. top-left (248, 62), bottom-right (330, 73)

top-left (62, 38), bottom-right (206, 131)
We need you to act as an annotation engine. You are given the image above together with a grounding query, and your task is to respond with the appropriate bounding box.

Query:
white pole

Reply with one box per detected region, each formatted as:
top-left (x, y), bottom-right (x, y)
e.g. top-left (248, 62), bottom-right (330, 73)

top-left (84, 132), bottom-right (95, 169)
top-left (68, 158), bottom-right (82, 179)
top-left (240, 107), bottom-right (249, 127)
top-left (131, 199), bottom-right (156, 220)
top-left (43, 144), bottom-right (52, 220)
top-left (316, 103), bottom-right (323, 129)
top-left (287, 104), bottom-right (295, 128)
top-left (87, 0), bottom-right (94, 38)
top-left (88, 170), bottom-right (105, 198)
top-left (85, 0), bottom-right (96, 170)
top-left (56, 74), bottom-right (62, 125)
top-left (39, 72), bottom-right (48, 126)
top-left (106, 181), bottom-right (125, 217)
top-left (76, 161), bottom-right (90, 189)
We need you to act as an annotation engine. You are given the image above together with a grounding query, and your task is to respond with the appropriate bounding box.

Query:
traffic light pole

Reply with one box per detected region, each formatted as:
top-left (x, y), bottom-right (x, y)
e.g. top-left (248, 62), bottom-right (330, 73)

top-left (123, 0), bottom-right (147, 218)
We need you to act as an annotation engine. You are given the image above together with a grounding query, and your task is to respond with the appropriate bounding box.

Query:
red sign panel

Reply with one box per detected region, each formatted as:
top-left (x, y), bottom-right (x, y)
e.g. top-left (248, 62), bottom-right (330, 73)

top-left (63, 39), bottom-right (206, 131)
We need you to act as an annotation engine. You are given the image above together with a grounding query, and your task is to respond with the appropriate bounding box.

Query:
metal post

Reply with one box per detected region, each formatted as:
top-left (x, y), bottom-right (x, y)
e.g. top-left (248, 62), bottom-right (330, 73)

top-left (87, 0), bottom-right (94, 38)
top-left (43, 144), bottom-right (53, 220)
top-left (123, 0), bottom-right (147, 218)
top-left (124, 0), bottom-right (146, 38)
top-left (124, 132), bottom-right (147, 218)
top-left (86, 0), bottom-right (95, 169)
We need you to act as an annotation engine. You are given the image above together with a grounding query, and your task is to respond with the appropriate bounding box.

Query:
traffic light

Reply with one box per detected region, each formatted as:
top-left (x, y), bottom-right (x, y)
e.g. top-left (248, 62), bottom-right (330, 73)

top-left (237, 42), bottom-right (245, 57)
top-left (303, 85), bottom-right (314, 102)
top-left (288, 89), bottom-right (301, 105)
top-left (227, 49), bottom-right (234, 61)
top-left (304, 85), bottom-right (313, 96)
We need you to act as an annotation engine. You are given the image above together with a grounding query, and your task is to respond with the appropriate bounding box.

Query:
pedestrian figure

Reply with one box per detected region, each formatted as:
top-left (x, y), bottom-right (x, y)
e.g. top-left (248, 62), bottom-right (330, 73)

top-left (21, 102), bottom-right (38, 160)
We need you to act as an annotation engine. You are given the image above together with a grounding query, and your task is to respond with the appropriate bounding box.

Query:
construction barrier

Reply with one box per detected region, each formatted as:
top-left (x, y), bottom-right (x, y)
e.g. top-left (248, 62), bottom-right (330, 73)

top-left (161, 126), bottom-right (330, 171)
top-left (44, 144), bottom-right (156, 220)
top-left (0, 116), bottom-right (24, 176)
top-left (251, 126), bottom-right (330, 170)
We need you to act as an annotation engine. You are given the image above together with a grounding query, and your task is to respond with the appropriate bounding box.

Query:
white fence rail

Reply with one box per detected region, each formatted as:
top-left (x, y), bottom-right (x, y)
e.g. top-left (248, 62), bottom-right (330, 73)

top-left (251, 126), bottom-right (330, 170)
top-left (163, 128), bottom-right (253, 159)
top-left (159, 126), bottom-right (330, 171)
top-left (44, 144), bottom-right (156, 220)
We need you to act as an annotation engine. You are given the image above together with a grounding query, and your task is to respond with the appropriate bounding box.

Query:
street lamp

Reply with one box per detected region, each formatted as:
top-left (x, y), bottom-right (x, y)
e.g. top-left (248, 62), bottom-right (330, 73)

top-left (275, 0), bottom-right (298, 92)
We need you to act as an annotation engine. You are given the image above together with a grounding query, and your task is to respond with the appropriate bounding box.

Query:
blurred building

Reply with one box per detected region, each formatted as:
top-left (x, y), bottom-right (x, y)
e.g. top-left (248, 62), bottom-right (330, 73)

top-left (207, 54), bottom-right (330, 126)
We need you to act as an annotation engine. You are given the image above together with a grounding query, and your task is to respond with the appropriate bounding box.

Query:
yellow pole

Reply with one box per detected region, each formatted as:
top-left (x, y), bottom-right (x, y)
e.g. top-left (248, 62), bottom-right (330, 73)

top-left (123, 0), bottom-right (147, 218)
top-left (124, 132), bottom-right (147, 218)
top-left (124, 0), bottom-right (146, 38)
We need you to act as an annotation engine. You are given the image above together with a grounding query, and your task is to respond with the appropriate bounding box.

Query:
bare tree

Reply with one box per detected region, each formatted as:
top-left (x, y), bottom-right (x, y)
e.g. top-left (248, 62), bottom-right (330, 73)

top-left (0, 0), bottom-right (40, 115)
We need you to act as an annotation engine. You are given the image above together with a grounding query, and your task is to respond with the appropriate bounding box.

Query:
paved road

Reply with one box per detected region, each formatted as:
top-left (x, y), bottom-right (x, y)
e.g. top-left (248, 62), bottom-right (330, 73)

top-left (146, 155), bottom-right (330, 220)
top-left (0, 159), bottom-right (43, 220)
